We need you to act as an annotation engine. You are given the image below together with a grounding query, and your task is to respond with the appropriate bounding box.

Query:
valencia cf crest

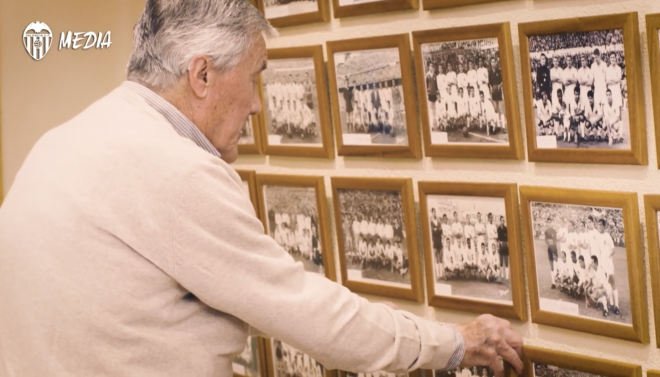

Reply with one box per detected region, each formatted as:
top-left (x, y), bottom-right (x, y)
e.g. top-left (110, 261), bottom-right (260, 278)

top-left (23, 21), bottom-right (53, 61)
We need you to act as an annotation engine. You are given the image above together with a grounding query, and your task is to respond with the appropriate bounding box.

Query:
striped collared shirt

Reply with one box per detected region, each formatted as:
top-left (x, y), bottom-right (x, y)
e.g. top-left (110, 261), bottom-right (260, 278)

top-left (122, 80), bottom-right (222, 159)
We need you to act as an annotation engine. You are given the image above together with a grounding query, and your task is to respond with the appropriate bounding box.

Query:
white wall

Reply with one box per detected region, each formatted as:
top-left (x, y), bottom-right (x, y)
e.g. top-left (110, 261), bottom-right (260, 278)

top-left (2, 0), bottom-right (660, 372)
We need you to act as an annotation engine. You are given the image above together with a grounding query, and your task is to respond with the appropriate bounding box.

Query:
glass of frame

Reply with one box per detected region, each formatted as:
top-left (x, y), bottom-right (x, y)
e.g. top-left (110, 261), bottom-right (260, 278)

top-left (509, 346), bottom-right (641, 377)
top-left (519, 186), bottom-right (648, 343)
top-left (260, 46), bottom-right (334, 159)
top-left (423, 366), bottom-right (495, 377)
top-left (330, 177), bottom-right (423, 302)
top-left (256, 174), bottom-right (336, 281)
top-left (255, 0), bottom-right (328, 28)
top-left (418, 182), bottom-right (526, 320)
top-left (412, 23), bottom-right (523, 160)
top-left (238, 113), bottom-right (265, 155)
top-left (331, 0), bottom-right (417, 20)
top-left (265, 338), bottom-right (337, 377)
top-left (327, 35), bottom-right (422, 159)
top-left (233, 336), bottom-right (269, 377)
top-left (518, 13), bottom-right (647, 165)
top-left (237, 170), bottom-right (260, 214)
top-left (643, 195), bottom-right (660, 347)
top-left (646, 14), bottom-right (660, 169)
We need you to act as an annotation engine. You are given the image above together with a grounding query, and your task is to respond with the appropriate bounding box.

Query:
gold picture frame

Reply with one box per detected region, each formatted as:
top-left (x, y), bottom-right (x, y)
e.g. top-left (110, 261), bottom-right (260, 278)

top-left (418, 182), bottom-right (526, 320)
top-left (519, 186), bottom-right (648, 343)
top-left (260, 46), bottom-right (334, 159)
top-left (331, 0), bottom-right (417, 20)
top-left (339, 370), bottom-right (422, 377)
top-left (327, 35), bottom-right (422, 159)
top-left (237, 170), bottom-right (261, 214)
top-left (330, 177), bottom-right (423, 302)
top-left (646, 14), bottom-right (660, 169)
top-left (643, 194), bottom-right (660, 347)
top-left (412, 23), bottom-right (523, 160)
top-left (256, 0), bottom-right (329, 28)
top-left (648, 371), bottom-right (660, 377)
top-left (423, 0), bottom-right (515, 12)
top-left (233, 336), bottom-right (269, 377)
top-left (511, 346), bottom-right (642, 377)
top-left (265, 338), bottom-right (337, 377)
top-left (256, 174), bottom-right (337, 282)
top-left (518, 12), bottom-right (647, 165)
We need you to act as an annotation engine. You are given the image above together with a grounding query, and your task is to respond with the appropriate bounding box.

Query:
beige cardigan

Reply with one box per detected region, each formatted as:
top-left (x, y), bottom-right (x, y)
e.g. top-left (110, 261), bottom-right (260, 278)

top-left (0, 85), bottom-right (460, 376)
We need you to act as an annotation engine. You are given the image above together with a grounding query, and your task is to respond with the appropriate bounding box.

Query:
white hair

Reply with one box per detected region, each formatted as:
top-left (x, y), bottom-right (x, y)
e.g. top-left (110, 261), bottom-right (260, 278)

top-left (127, 0), bottom-right (276, 91)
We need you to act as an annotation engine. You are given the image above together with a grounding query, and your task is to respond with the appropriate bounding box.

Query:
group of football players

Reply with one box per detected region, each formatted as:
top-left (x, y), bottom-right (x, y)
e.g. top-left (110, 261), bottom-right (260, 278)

top-left (341, 78), bottom-right (406, 138)
top-left (265, 72), bottom-right (318, 141)
top-left (269, 209), bottom-right (323, 273)
top-left (272, 340), bottom-right (324, 377)
top-left (436, 366), bottom-right (494, 377)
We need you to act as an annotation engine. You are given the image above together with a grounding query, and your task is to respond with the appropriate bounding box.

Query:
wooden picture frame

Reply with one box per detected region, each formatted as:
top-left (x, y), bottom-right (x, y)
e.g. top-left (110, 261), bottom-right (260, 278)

top-left (510, 346), bottom-right (642, 377)
top-left (330, 177), bottom-right (423, 302)
top-left (519, 186), bottom-right (648, 343)
top-left (643, 194), bottom-right (660, 347)
top-left (331, 0), bottom-right (417, 20)
top-left (648, 371), bottom-right (660, 377)
top-left (423, 0), bottom-right (514, 12)
top-left (265, 338), bottom-right (337, 377)
top-left (327, 35), bottom-right (422, 159)
top-left (256, 0), bottom-right (329, 28)
top-left (646, 14), bottom-right (660, 169)
top-left (238, 111), bottom-right (265, 155)
top-left (233, 336), bottom-right (269, 377)
top-left (412, 23), bottom-right (523, 160)
top-left (418, 182), bottom-right (526, 320)
top-left (237, 170), bottom-right (261, 214)
top-left (518, 12), bottom-right (647, 165)
top-left (339, 370), bottom-right (422, 377)
top-left (260, 46), bottom-right (334, 159)
top-left (256, 174), bottom-right (336, 282)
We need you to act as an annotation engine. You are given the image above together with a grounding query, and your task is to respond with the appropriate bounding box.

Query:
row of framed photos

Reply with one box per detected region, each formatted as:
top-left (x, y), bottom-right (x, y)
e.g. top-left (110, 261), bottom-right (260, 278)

top-left (234, 339), bottom-right (651, 377)
top-left (239, 170), bottom-right (660, 346)
top-left (240, 12), bottom-right (660, 166)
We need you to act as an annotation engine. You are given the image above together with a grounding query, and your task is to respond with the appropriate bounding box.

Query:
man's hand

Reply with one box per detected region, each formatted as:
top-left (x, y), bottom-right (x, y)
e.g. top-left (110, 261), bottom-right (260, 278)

top-left (453, 314), bottom-right (523, 377)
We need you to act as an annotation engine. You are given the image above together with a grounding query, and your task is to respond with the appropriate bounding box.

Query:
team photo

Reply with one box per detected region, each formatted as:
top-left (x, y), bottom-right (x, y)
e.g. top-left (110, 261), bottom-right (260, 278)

top-left (431, 366), bottom-right (494, 377)
top-left (262, 58), bottom-right (322, 146)
top-left (426, 195), bottom-right (511, 303)
top-left (233, 336), bottom-right (263, 377)
top-left (530, 202), bottom-right (630, 323)
top-left (271, 340), bottom-right (325, 377)
top-left (528, 29), bottom-right (630, 149)
top-left (334, 48), bottom-right (409, 146)
top-left (533, 363), bottom-right (601, 377)
top-left (337, 188), bottom-right (411, 287)
top-left (420, 38), bottom-right (508, 145)
top-left (240, 118), bottom-right (256, 145)
top-left (263, 0), bottom-right (319, 20)
top-left (264, 186), bottom-right (324, 276)
top-left (346, 372), bottom-right (408, 377)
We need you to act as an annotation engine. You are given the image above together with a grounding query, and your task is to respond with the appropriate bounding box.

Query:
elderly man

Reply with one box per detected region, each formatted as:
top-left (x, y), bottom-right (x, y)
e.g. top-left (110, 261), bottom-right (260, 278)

top-left (0, 0), bottom-right (522, 376)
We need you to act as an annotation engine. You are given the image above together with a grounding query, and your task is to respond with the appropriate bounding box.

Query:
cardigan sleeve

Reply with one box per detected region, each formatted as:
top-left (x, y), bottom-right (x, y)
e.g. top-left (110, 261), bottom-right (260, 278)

top-left (170, 159), bottom-right (462, 373)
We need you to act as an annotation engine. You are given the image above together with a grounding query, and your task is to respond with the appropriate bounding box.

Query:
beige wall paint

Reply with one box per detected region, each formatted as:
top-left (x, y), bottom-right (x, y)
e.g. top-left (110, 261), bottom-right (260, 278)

top-left (2, 0), bottom-right (660, 372)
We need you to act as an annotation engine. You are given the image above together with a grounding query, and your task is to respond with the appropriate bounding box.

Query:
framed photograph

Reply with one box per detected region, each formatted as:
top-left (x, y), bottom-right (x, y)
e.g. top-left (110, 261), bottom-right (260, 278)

top-left (265, 338), bottom-right (337, 377)
top-left (233, 336), bottom-right (269, 377)
top-left (327, 35), bottom-right (422, 159)
top-left (330, 177), bottom-right (423, 302)
top-left (519, 186), bottom-right (648, 343)
top-left (518, 13), bottom-right (647, 165)
top-left (643, 195), bottom-right (660, 347)
top-left (511, 346), bottom-right (641, 377)
top-left (339, 370), bottom-right (421, 377)
top-left (260, 46), bottom-right (334, 159)
top-left (256, 0), bottom-right (329, 28)
top-left (331, 0), bottom-right (417, 20)
top-left (238, 114), bottom-right (265, 155)
top-left (412, 23), bottom-right (523, 160)
top-left (237, 170), bottom-right (260, 214)
top-left (423, 366), bottom-right (495, 377)
top-left (418, 182), bottom-right (526, 320)
top-left (256, 174), bottom-right (336, 281)
top-left (423, 0), bottom-right (513, 12)
top-left (646, 14), bottom-right (660, 169)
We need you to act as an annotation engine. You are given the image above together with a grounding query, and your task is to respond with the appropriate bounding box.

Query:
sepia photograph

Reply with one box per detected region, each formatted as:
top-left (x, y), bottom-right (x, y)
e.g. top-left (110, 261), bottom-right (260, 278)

top-left (429, 366), bottom-right (494, 377)
top-left (263, 0), bottom-right (318, 20)
top-left (529, 201), bottom-right (630, 323)
top-left (420, 38), bottom-right (508, 145)
top-left (521, 346), bottom-right (642, 377)
top-left (533, 363), bottom-right (602, 377)
top-left (233, 336), bottom-right (265, 377)
top-left (345, 372), bottom-right (408, 377)
top-left (425, 195), bottom-right (511, 304)
top-left (269, 339), bottom-right (326, 377)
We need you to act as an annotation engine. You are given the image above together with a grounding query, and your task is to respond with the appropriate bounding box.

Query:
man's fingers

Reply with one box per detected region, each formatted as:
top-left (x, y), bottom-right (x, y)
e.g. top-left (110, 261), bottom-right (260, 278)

top-left (497, 342), bottom-right (523, 375)
top-left (489, 355), bottom-right (505, 377)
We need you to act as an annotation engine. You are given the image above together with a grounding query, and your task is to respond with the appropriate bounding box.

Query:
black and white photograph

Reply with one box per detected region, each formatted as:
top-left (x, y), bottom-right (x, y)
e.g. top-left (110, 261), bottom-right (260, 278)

top-left (528, 30), bottom-right (630, 149)
top-left (530, 201), bottom-right (630, 323)
top-left (337, 188), bottom-right (411, 288)
top-left (263, 0), bottom-right (319, 20)
top-left (233, 336), bottom-right (264, 377)
top-left (346, 372), bottom-right (408, 377)
top-left (262, 57), bottom-right (322, 147)
top-left (430, 366), bottom-right (494, 377)
top-left (240, 118), bottom-right (256, 146)
top-left (337, 0), bottom-right (383, 7)
top-left (263, 185), bottom-right (324, 275)
top-left (420, 38), bottom-right (508, 145)
top-left (271, 340), bottom-right (325, 377)
top-left (533, 363), bottom-right (601, 377)
top-left (333, 48), bottom-right (408, 146)
top-left (426, 195), bottom-right (511, 303)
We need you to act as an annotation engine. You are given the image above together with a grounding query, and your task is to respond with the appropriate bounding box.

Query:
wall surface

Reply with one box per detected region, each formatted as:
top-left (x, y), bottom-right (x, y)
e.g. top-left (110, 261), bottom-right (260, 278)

top-left (2, 0), bottom-right (660, 373)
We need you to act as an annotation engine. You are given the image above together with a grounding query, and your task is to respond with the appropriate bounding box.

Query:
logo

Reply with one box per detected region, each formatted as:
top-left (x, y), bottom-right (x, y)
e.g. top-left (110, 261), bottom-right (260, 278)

top-left (23, 21), bottom-right (53, 61)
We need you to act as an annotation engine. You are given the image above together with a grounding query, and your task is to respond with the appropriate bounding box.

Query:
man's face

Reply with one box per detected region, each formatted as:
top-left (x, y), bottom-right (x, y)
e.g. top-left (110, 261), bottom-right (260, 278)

top-left (598, 222), bottom-right (605, 233)
top-left (499, 217), bottom-right (505, 226)
top-left (490, 58), bottom-right (497, 69)
top-left (488, 215), bottom-right (493, 223)
top-left (567, 58), bottom-right (573, 68)
top-left (542, 92), bottom-right (548, 105)
top-left (541, 56), bottom-right (547, 66)
top-left (553, 57), bottom-right (559, 68)
top-left (469, 61), bottom-right (474, 70)
top-left (581, 57), bottom-right (587, 68)
top-left (197, 34), bottom-right (267, 163)
top-left (588, 95), bottom-right (594, 107)
top-left (477, 214), bottom-right (482, 222)
top-left (579, 259), bottom-right (585, 268)
top-left (610, 54), bottom-right (616, 65)
top-left (594, 53), bottom-right (601, 63)
top-left (607, 91), bottom-right (613, 105)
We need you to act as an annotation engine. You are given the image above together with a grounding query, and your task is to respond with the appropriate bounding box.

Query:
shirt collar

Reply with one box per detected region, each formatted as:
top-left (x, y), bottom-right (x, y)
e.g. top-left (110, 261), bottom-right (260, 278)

top-left (121, 80), bottom-right (222, 159)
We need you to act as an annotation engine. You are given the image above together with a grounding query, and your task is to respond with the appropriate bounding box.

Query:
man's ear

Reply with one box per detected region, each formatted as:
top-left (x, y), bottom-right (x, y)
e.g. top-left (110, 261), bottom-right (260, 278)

top-left (188, 55), bottom-right (211, 99)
